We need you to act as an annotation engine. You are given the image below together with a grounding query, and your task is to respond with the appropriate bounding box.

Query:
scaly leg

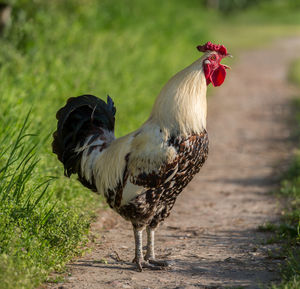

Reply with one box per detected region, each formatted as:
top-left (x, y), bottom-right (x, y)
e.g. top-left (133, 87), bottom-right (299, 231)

top-left (144, 226), bottom-right (155, 260)
top-left (144, 226), bottom-right (172, 267)
top-left (132, 227), bottom-right (161, 271)
top-left (132, 227), bottom-right (144, 271)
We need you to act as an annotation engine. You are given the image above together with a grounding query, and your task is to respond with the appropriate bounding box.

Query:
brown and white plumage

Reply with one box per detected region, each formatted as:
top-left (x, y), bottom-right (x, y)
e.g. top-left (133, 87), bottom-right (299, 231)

top-left (52, 42), bottom-right (230, 271)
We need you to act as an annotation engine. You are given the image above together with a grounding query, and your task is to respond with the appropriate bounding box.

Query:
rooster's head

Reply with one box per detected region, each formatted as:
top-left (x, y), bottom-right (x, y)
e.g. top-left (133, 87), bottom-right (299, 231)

top-left (197, 42), bottom-right (231, 87)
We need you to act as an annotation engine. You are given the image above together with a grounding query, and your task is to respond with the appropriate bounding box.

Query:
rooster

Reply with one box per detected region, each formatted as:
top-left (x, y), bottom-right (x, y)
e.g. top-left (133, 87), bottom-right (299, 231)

top-left (52, 42), bottom-right (231, 271)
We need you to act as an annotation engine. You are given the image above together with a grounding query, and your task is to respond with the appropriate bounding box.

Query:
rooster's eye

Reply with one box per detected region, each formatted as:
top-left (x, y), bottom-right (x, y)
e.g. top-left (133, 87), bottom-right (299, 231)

top-left (210, 55), bottom-right (216, 61)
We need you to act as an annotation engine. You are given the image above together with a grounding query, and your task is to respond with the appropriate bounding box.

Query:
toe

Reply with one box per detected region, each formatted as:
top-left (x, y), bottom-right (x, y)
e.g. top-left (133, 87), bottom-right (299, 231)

top-left (133, 257), bottom-right (144, 272)
top-left (136, 262), bottom-right (143, 272)
top-left (148, 259), bottom-right (174, 267)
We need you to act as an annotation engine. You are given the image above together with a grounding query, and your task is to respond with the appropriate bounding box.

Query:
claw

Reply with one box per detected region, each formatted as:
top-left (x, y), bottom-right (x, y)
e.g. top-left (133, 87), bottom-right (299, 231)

top-left (147, 258), bottom-right (174, 267)
top-left (136, 261), bottom-right (143, 272)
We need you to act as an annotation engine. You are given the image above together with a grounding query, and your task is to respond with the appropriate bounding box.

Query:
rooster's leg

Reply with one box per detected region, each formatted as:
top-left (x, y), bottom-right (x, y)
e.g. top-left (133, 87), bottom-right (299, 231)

top-left (132, 227), bottom-right (162, 271)
top-left (144, 226), bottom-right (155, 260)
top-left (133, 227), bottom-right (144, 271)
top-left (144, 226), bottom-right (171, 267)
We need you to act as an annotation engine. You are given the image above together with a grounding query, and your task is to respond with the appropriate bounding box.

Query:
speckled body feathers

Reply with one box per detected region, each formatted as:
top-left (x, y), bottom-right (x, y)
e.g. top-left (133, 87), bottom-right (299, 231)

top-left (118, 131), bottom-right (209, 229)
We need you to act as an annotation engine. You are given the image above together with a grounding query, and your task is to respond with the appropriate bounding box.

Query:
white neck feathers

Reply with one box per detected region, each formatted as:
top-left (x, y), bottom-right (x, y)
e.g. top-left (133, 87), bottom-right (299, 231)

top-left (149, 56), bottom-right (207, 137)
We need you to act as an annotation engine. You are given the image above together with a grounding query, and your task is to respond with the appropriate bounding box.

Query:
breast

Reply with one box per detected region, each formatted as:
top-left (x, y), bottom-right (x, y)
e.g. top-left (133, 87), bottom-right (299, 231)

top-left (161, 130), bottom-right (209, 195)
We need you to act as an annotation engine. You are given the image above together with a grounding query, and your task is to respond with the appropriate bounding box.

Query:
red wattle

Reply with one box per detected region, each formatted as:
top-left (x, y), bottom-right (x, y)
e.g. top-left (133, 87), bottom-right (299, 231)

top-left (204, 63), bottom-right (211, 85)
top-left (211, 65), bottom-right (226, 87)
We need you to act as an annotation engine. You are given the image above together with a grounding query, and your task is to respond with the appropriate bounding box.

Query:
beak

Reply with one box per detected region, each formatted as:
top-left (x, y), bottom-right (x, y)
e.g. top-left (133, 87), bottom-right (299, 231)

top-left (222, 64), bottom-right (231, 70)
top-left (221, 53), bottom-right (232, 70)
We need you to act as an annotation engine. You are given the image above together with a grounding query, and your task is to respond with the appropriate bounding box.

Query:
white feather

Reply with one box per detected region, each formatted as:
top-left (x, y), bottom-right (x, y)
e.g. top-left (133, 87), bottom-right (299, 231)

top-left (76, 129), bottom-right (115, 184)
top-left (149, 54), bottom-right (209, 137)
top-left (120, 180), bottom-right (145, 206)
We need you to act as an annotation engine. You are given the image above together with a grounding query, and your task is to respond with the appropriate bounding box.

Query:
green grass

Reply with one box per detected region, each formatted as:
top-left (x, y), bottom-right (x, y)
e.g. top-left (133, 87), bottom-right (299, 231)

top-left (265, 60), bottom-right (300, 289)
top-left (1, 0), bottom-right (300, 288)
top-left (0, 114), bottom-right (94, 289)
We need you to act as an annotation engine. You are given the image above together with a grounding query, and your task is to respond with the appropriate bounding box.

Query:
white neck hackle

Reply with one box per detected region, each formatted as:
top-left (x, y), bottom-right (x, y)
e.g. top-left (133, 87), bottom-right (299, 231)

top-left (148, 55), bottom-right (207, 137)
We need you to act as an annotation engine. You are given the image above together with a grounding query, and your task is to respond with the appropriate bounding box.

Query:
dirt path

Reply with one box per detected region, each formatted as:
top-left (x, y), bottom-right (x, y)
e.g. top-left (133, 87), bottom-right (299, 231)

top-left (49, 37), bottom-right (300, 289)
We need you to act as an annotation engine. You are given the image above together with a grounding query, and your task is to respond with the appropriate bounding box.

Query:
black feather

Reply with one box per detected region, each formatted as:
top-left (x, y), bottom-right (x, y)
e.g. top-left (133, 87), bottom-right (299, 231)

top-left (107, 95), bottom-right (116, 116)
top-left (52, 94), bottom-right (116, 190)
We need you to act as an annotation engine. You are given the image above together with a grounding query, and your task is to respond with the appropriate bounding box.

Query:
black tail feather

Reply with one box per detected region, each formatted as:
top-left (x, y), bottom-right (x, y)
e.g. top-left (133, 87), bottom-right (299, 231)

top-left (52, 94), bottom-right (116, 189)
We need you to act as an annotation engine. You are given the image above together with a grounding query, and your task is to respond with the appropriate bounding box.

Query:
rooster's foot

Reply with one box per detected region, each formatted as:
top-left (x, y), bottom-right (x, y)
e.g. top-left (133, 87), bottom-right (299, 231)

top-left (145, 257), bottom-right (173, 267)
top-left (132, 257), bottom-right (168, 271)
top-left (138, 260), bottom-right (164, 272)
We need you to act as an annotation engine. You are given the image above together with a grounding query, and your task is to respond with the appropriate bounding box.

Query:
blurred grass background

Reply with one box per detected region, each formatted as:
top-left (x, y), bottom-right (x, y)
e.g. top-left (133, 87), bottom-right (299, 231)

top-left (0, 0), bottom-right (300, 288)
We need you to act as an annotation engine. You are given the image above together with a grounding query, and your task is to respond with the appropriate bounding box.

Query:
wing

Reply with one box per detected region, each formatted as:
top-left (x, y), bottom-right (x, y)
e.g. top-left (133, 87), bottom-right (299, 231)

top-left (92, 123), bottom-right (180, 208)
top-left (116, 144), bottom-right (179, 208)
top-left (126, 124), bottom-right (179, 187)
top-left (128, 155), bottom-right (179, 187)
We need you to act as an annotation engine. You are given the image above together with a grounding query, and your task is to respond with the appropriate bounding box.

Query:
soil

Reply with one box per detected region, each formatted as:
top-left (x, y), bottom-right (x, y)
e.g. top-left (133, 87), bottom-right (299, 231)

top-left (48, 37), bottom-right (300, 289)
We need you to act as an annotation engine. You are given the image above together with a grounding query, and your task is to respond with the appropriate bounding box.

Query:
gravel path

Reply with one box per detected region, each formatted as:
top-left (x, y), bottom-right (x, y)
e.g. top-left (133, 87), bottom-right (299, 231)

top-left (48, 37), bottom-right (300, 289)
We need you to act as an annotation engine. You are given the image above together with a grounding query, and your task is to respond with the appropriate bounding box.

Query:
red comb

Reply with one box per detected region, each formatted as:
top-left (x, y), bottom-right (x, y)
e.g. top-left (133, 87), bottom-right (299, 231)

top-left (197, 41), bottom-right (228, 56)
